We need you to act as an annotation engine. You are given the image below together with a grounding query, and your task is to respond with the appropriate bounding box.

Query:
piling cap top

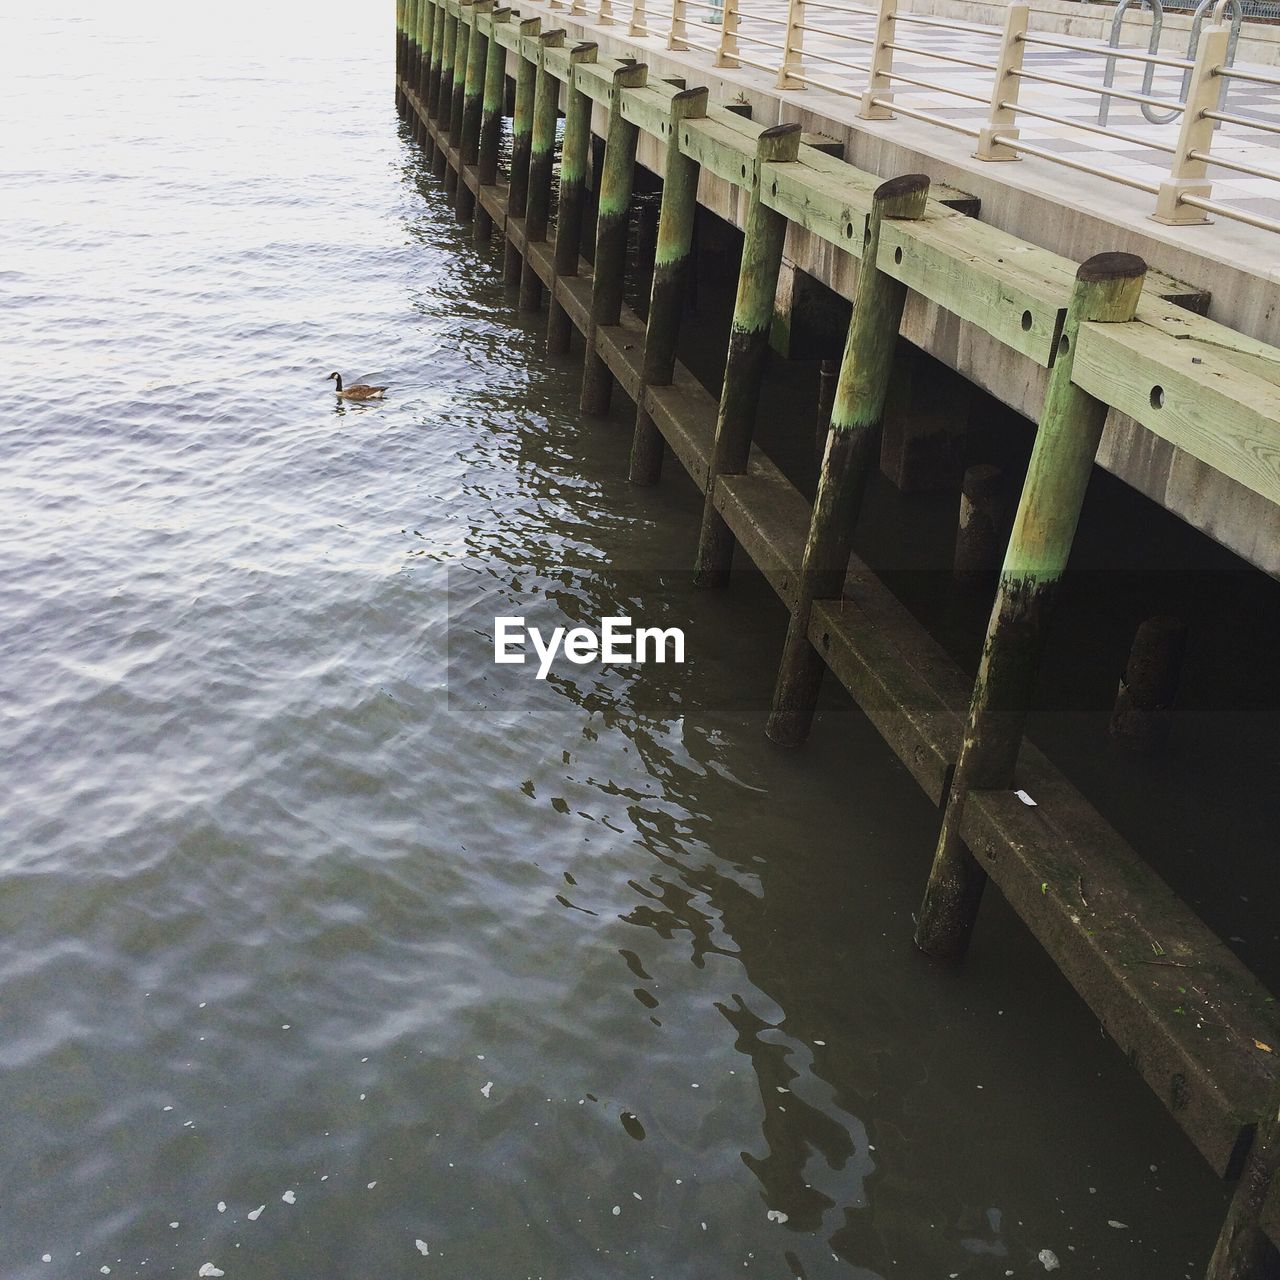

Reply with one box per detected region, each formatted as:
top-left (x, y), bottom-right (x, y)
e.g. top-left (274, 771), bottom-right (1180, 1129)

top-left (874, 173), bottom-right (929, 202)
top-left (759, 122), bottom-right (802, 140)
top-left (1077, 251), bottom-right (1147, 283)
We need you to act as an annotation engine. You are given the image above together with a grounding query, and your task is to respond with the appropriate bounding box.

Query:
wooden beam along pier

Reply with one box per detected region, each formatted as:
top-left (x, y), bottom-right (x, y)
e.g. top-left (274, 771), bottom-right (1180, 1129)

top-left (394, 1), bottom-right (1280, 1271)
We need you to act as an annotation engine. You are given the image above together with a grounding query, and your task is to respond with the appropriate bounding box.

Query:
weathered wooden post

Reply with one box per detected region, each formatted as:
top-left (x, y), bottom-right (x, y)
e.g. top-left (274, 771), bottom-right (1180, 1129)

top-left (519, 29), bottom-right (568, 311)
top-left (418, 0), bottom-right (435, 113)
top-left (401, 0), bottom-right (415, 120)
top-left (1109, 615), bottom-right (1187, 749)
top-left (915, 251), bottom-right (1148, 960)
top-left (425, 0), bottom-right (448, 164)
top-left (953, 462), bottom-right (1008, 580)
top-left (432, 4), bottom-right (458, 179)
top-left (693, 123), bottom-right (803, 586)
top-left (580, 61), bottom-right (650, 416)
top-left (454, 1), bottom-right (492, 220)
top-left (765, 175), bottom-right (931, 745)
top-left (503, 19), bottom-right (542, 286)
top-left (814, 357), bottom-right (837, 457)
top-left (546, 43), bottom-right (599, 353)
top-left (628, 86), bottom-right (708, 485)
top-left (445, 4), bottom-right (472, 196)
top-left (474, 7), bottom-right (512, 242)
top-left (396, 0), bottom-right (408, 117)
top-left (1207, 1102), bottom-right (1279, 1280)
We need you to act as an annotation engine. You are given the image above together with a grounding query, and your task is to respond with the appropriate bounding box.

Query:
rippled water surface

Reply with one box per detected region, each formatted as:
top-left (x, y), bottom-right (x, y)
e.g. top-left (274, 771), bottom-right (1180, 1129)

top-left (0, 4), bottom-right (1234, 1277)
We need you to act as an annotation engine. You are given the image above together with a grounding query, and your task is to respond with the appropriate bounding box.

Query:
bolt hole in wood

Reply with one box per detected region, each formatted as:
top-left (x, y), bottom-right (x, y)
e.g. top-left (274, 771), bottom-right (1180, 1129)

top-left (1059, 333), bottom-right (1070, 356)
top-left (1021, 309), bottom-right (1033, 331)
top-left (1151, 384), bottom-right (1166, 409)
top-left (740, 163), bottom-right (747, 179)
top-left (844, 220), bottom-right (854, 239)
top-left (894, 246), bottom-right (903, 264)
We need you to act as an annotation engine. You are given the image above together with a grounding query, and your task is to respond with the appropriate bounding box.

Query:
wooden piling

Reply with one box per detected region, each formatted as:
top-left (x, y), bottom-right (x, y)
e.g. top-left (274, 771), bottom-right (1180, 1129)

top-left (915, 251), bottom-right (1148, 961)
top-left (1109, 615), bottom-right (1187, 749)
top-left (474, 7), bottom-right (511, 242)
top-left (765, 175), bottom-right (931, 747)
top-left (424, 0), bottom-right (447, 164)
top-left (546, 43), bottom-right (599, 353)
top-left (503, 18), bottom-right (542, 287)
top-left (693, 123), bottom-right (803, 586)
top-left (580, 62), bottom-right (650, 416)
top-left (519, 29), bottom-right (569, 311)
top-left (1207, 1103), bottom-right (1279, 1280)
top-left (628, 86), bottom-right (708, 484)
top-left (445, 5), bottom-right (471, 196)
top-left (432, 5), bottom-right (457, 180)
top-left (953, 463), bottom-right (1008, 581)
top-left (396, 0), bottom-right (408, 117)
top-left (409, 0), bottom-right (425, 143)
top-left (815, 357), bottom-right (837, 458)
top-left (424, 0), bottom-right (440, 113)
top-left (454, 1), bottom-right (491, 220)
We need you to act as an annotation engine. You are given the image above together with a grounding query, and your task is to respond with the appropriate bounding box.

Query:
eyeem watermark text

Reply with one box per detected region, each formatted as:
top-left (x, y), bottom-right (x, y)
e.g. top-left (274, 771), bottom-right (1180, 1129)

top-left (494, 616), bottom-right (686, 679)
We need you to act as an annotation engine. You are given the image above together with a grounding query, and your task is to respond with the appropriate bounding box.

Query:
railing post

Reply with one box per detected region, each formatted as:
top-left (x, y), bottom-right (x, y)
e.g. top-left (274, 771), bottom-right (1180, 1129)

top-left (694, 123), bottom-right (804, 585)
top-left (571, 0), bottom-right (586, 16)
top-left (598, 0), bottom-right (614, 24)
top-left (581, 62), bottom-right (650, 415)
top-left (629, 87), bottom-right (710, 485)
top-left (975, 0), bottom-right (1029, 160)
top-left (1152, 21), bottom-right (1229, 225)
top-left (669, 0), bottom-right (690, 49)
top-left (716, 0), bottom-right (740, 67)
top-left (857, 0), bottom-right (895, 117)
top-left (776, 0), bottom-right (806, 88)
top-left (914, 251), bottom-right (1148, 961)
top-left (548, 43), bottom-right (600, 354)
top-left (629, 0), bottom-right (647, 36)
top-left (766, 175), bottom-right (931, 746)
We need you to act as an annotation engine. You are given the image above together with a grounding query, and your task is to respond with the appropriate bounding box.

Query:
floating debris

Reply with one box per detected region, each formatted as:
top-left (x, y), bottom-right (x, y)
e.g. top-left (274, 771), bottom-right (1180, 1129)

top-left (1038, 1249), bottom-right (1060, 1271)
top-left (198, 1266), bottom-right (225, 1278)
top-left (481, 1082), bottom-right (493, 1099)
top-left (766, 1211), bottom-right (789, 1224)
top-left (217, 1203), bottom-right (226, 1214)
top-left (247, 1206), bottom-right (265, 1222)
top-left (282, 1190), bottom-right (296, 1205)
top-left (415, 1240), bottom-right (430, 1257)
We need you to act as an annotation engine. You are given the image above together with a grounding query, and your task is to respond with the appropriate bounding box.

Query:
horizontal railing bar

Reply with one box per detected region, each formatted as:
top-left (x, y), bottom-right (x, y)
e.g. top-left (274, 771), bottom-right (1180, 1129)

top-left (798, 22), bottom-right (875, 44)
top-left (1179, 191), bottom-right (1280, 232)
top-left (800, 44), bottom-right (874, 74)
top-left (793, 0), bottom-right (880, 17)
top-left (1004, 99), bottom-right (1178, 152)
top-left (733, 29), bottom-right (789, 53)
top-left (878, 97), bottom-right (983, 135)
top-left (1189, 148), bottom-right (1280, 181)
top-left (735, 10), bottom-right (789, 24)
top-left (1216, 63), bottom-right (1280, 86)
top-left (992, 134), bottom-right (1161, 192)
top-left (1019, 30), bottom-right (1194, 70)
top-left (889, 10), bottom-right (1000, 37)
top-left (1203, 107), bottom-right (1280, 136)
top-left (1012, 66), bottom-right (1186, 112)
top-left (883, 39), bottom-right (998, 72)
top-left (887, 69), bottom-right (990, 103)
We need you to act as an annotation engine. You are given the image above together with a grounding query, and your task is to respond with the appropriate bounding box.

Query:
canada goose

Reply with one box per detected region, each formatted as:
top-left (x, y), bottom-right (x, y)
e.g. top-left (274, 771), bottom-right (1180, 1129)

top-left (327, 371), bottom-right (387, 401)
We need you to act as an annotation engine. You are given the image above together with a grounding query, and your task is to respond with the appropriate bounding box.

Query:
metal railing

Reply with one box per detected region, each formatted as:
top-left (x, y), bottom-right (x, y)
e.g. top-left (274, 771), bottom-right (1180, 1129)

top-left (553, 0), bottom-right (1280, 234)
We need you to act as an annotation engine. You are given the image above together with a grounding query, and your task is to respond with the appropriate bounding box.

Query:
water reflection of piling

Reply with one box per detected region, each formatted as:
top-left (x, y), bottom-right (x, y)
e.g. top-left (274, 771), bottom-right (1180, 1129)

top-left (394, 9), bottom-right (1280, 1272)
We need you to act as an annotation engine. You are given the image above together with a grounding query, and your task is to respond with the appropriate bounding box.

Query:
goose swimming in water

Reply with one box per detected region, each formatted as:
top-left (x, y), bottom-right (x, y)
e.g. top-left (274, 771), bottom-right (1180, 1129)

top-left (327, 371), bottom-right (387, 401)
